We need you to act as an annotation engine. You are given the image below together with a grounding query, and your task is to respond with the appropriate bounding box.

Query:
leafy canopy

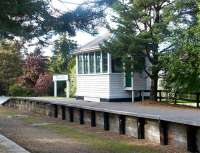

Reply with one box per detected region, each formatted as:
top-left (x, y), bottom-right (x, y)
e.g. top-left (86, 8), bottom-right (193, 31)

top-left (101, 0), bottom-right (199, 97)
top-left (0, 0), bottom-right (114, 42)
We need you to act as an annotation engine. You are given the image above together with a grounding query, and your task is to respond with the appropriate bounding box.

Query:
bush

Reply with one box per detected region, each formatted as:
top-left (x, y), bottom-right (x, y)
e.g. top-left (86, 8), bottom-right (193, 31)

top-left (9, 84), bottom-right (34, 97)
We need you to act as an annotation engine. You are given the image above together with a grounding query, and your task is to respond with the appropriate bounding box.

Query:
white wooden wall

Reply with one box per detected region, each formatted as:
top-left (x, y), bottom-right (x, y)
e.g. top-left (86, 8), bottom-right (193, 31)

top-left (76, 72), bottom-right (149, 101)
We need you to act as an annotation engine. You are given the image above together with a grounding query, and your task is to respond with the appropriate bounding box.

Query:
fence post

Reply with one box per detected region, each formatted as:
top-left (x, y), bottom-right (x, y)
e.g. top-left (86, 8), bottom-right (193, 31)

top-left (159, 91), bottom-right (162, 102)
top-left (197, 93), bottom-right (200, 108)
top-left (139, 90), bottom-right (142, 101)
top-left (174, 92), bottom-right (177, 104)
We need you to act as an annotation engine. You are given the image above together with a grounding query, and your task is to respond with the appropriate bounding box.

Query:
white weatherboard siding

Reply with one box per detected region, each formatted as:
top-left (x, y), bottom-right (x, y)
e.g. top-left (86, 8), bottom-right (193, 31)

top-left (76, 74), bottom-right (110, 100)
top-left (109, 73), bottom-right (130, 99)
top-left (133, 72), bottom-right (146, 90)
top-left (76, 72), bottom-right (148, 101)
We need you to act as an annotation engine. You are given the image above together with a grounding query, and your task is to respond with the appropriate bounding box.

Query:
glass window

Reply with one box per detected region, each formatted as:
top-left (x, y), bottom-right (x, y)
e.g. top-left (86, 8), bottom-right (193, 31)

top-left (83, 54), bottom-right (88, 74)
top-left (95, 52), bottom-right (101, 73)
top-left (89, 52), bottom-right (95, 73)
top-left (78, 55), bottom-right (83, 74)
top-left (102, 52), bottom-right (108, 73)
top-left (111, 58), bottom-right (123, 73)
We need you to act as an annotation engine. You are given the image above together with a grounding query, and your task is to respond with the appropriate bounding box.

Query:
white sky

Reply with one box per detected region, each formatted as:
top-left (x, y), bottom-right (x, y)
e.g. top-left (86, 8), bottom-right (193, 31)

top-left (41, 0), bottom-right (109, 56)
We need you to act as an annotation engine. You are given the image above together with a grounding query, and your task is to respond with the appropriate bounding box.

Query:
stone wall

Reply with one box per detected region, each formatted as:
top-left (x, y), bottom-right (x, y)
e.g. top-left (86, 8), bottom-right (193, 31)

top-left (145, 119), bottom-right (160, 144)
top-left (73, 108), bottom-right (80, 123)
top-left (84, 110), bottom-right (91, 125)
top-left (125, 116), bottom-right (138, 138)
top-left (96, 111), bottom-right (104, 129)
top-left (168, 123), bottom-right (187, 147)
top-left (109, 114), bottom-right (119, 133)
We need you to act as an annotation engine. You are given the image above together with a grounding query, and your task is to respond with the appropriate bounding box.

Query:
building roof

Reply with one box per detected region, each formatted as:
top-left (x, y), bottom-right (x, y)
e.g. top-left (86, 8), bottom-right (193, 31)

top-left (74, 33), bottom-right (111, 54)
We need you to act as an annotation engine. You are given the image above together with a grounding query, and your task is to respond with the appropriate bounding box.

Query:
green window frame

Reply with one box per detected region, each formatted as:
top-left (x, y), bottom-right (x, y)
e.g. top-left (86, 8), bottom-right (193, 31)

top-left (83, 54), bottom-right (88, 74)
top-left (78, 55), bottom-right (83, 74)
top-left (89, 52), bottom-right (95, 73)
top-left (102, 52), bottom-right (108, 73)
top-left (95, 52), bottom-right (101, 73)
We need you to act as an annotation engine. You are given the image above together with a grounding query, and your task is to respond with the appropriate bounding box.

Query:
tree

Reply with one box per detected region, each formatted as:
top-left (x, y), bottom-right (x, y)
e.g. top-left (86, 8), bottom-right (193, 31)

top-left (49, 34), bottom-right (77, 97)
top-left (0, 41), bottom-right (23, 95)
top-left (162, 21), bottom-right (200, 93)
top-left (101, 0), bottom-right (199, 100)
top-left (22, 48), bottom-right (48, 88)
top-left (50, 34), bottom-right (77, 74)
top-left (0, 0), bottom-right (114, 42)
top-left (35, 73), bottom-right (53, 95)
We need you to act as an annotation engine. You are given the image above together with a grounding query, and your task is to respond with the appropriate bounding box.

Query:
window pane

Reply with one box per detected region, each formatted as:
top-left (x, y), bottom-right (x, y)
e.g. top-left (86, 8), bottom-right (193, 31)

top-left (83, 54), bottom-right (88, 74)
top-left (95, 52), bottom-right (101, 73)
top-left (111, 58), bottom-right (123, 73)
top-left (78, 55), bottom-right (83, 74)
top-left (102, 52), bottom-right (108, 73)
top-left (89, 52), bottom-right (94, 73)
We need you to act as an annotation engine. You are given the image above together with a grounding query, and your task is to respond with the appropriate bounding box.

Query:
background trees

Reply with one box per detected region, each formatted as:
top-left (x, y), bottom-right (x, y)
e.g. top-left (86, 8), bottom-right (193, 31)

top-left (50, 34), bottom-right (77, 97)
top-left (101, 0), bottom-right (199, 100)
top-left (0, 41), bottom-right (23, 95)
top-left (162, 23), bottom-right (200, 93)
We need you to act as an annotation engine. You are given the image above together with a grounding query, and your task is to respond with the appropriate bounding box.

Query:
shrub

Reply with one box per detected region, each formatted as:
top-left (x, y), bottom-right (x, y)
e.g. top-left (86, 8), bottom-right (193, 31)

top-left (9, 84), bottom-right (34, 97)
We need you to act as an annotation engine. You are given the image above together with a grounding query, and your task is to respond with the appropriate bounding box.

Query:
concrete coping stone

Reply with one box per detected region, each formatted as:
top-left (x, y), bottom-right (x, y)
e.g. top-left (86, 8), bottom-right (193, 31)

top-left (0, 134), bottom-right (30, 153)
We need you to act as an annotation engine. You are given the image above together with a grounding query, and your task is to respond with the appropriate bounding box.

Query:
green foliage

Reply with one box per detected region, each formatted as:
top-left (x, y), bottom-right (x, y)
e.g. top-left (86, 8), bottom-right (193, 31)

top-left (9, 84), bottom-right (34, 96)
top-left (50, 34), bottom-right (77, 97)
top-left (0, 41), bottom-right (23, 95)
top-left (162, 24), bottom-right (200, 93)
top-left (50, 34), bottom-right (77, 74)
top-left (0, 0), bottom-right (112, 41)
top-left (101, 0), bottom-right (199, 98)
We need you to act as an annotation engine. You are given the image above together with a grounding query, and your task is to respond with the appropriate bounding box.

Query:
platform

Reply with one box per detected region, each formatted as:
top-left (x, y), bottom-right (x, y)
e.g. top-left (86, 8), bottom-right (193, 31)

top-left (16, 97), bottom-right (200, 127)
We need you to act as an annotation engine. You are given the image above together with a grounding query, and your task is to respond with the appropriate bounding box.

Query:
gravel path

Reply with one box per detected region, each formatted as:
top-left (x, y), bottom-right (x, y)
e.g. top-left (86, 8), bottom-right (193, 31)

top-left (0, 116), bottom-right (95, 153)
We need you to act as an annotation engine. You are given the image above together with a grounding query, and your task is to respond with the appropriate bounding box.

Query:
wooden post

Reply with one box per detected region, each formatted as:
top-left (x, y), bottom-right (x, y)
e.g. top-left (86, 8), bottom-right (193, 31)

top-left (61, 106), bottom-right (66, 120)
top-left (80, 109), bottom-right (84, 124)
top-left (187, 125), bottom-right (197, 152)
top-left (139, 90), bottom-right (142, 101)
top-left (159, 91), bottom-right (162, 102)
top-left (119, 115), bottom-right (126, 135)
top-left (104, 112), bottom-right (109, 131)
top-left (69, 107), bottom-right (74, 122)
top-left (137, 118), bottom-right (145, 139)
top-left (174, 92), bottom-right (177, 104)
top-left (159, 121), bottom-right (168, 145)
top-left (91, 111), bottom-right (96, 127)
top-left (54, 105), bottom-right (58, 118)
top-left (197, 93), bottom-right (200, 108)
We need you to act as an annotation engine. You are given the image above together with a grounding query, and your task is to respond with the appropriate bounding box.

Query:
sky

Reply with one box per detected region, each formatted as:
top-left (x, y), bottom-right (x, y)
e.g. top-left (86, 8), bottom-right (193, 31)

top-left (41, 0), bottom-right (109, 56)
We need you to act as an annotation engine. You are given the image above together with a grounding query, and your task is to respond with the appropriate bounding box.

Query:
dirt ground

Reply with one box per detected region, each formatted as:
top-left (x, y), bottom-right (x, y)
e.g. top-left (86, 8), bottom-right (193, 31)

top-left (0, 107), bottom-right (187, 153)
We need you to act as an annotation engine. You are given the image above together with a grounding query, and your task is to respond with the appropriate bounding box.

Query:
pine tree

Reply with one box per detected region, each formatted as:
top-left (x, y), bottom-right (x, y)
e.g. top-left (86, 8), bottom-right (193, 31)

top-left (101, 0), bottom-right (199, 100)
top-left (0, 0), bottom-right (114, 42)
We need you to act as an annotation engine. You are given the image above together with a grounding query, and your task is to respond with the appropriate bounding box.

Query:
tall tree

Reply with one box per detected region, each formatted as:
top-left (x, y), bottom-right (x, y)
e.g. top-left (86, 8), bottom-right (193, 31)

top-left (0, 0), bottom-right (114, 42)
top-left (162, 6), bottom-right (200, 93)
top-left (0, 41), bottom-right (23, 95)
top-left (101, 0), bottom-right (199, 100)
top-left (50, 34), bottom-right (77, 74)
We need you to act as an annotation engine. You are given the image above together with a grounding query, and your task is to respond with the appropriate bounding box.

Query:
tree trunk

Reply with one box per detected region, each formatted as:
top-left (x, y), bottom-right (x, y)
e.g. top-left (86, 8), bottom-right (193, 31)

top-left (150, 77), bottom-right (158, 101)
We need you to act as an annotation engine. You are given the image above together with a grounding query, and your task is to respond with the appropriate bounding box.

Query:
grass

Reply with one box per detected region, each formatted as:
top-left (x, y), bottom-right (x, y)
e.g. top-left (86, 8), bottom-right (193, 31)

top-left (42, 123), bottom-right (159, 153)
top-left (0, 108), bottom-right (161, 153)
top-left (18, 114), bottom-right (160, 153)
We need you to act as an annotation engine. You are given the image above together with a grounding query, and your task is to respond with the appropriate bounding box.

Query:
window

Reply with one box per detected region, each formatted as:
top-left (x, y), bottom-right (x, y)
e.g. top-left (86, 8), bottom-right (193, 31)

top-left (102, 52), bottom-right (108, 73)
top-left (78, 55), bottom-right (83, 74)
top-left (111, 58), bottom-right (123, 73)
top-left (83, 54), bottom-right (88, 74)
top-left (89, 52), bottom-right (95, 73)
top-left (95, 52), bottom-right (101, 73)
